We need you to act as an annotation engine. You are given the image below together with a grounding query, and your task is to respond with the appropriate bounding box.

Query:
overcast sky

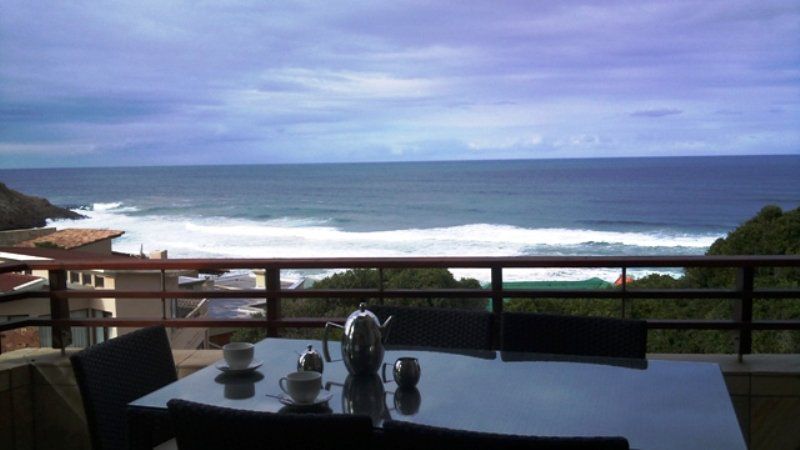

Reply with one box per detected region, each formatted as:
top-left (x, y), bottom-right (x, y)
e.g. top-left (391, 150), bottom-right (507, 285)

top-left (1, 1), bottom-right (798, 168)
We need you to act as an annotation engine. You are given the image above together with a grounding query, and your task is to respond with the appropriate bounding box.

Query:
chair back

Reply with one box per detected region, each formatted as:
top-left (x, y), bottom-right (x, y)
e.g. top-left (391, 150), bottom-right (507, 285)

top-left (370, 305), bottom-right (493, 351)
top-left (501, 312), bottom-right (647, 359)
top-left (71, 326), bottom-right (177, 450)
top-left (382, 420), bottom-right (629, 450)
top-left (167, 399), bottom-right (374, 450)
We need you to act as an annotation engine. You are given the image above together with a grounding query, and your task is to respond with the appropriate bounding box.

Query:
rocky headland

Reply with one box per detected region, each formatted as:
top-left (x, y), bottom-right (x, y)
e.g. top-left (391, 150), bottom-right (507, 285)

top-left (0, 183), bottom-right (85, 231)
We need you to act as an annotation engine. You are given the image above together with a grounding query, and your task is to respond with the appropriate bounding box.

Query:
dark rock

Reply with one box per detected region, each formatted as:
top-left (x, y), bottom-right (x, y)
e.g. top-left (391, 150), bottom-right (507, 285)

top-left (0, 183), bottom-right (85, 231)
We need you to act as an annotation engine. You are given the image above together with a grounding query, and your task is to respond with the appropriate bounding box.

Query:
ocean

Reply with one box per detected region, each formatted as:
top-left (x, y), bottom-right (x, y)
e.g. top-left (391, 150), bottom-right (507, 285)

top-left (1, 155), bottom-right (799, 283)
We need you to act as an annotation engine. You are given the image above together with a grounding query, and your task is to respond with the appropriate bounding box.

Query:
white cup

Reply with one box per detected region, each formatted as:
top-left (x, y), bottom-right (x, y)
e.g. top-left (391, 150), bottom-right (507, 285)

top-left (279, 371), bottom-right (322, 404)
top-left (223, 342), bottom-right (254, 370)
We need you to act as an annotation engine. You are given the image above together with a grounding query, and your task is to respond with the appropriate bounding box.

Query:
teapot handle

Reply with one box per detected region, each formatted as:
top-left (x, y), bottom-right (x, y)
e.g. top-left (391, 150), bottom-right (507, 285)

top-left (381, 362), bottom-right (395, 384)
top-left (322, 322), bottom-right (343, 362)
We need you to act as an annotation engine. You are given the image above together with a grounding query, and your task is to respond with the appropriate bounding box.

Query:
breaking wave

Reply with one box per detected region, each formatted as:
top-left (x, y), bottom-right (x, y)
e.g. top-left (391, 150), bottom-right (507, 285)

top-left (48, 202), bottom-right (720, 283)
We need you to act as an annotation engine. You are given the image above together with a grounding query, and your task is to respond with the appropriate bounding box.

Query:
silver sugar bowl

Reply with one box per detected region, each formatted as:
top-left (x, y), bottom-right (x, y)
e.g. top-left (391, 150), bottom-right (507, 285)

top-left (297, 344), bottom-right (324, 373)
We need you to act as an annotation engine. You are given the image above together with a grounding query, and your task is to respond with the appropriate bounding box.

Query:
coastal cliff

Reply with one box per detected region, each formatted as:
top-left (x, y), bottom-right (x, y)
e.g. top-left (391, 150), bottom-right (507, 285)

top-left (0, 183), bottom-right (84, 231)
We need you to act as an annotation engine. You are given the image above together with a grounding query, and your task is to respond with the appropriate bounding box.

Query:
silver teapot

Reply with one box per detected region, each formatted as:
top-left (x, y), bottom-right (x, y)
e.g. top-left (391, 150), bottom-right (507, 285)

top-left (323, 303), bottom-right (393, 375)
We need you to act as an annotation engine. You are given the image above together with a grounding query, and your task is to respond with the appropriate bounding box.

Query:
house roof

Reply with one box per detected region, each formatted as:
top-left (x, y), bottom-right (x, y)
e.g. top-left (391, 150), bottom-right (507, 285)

top-left (0, 246), bottom-right (195, 276)
top-left (484, 278), bottom-right (614, 290)
top-left (614, 275), bottom-right (635, 287)
top-left (0, 246), bottom-right (134, 261)
top-left (0, 273), bottom-right (44, 292)
top-left (16, 228), bottom-right (124, 250)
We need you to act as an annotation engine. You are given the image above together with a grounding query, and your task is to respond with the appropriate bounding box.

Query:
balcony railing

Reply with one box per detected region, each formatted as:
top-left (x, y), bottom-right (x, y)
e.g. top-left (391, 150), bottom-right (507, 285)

top-left (1, 255), bottom-right (799, 359)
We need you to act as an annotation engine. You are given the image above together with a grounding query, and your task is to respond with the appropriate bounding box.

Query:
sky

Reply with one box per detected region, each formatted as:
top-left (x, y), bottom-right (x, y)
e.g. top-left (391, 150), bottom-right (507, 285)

top-left (0, 1), bottom-right (798, 168)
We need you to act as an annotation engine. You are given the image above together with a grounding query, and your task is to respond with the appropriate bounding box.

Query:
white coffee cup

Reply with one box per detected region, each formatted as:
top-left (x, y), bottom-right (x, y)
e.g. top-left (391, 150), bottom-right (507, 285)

top-left (223, 342), bottom-right (254, 370)
top-left (279, 371), bottom-right (322, 404)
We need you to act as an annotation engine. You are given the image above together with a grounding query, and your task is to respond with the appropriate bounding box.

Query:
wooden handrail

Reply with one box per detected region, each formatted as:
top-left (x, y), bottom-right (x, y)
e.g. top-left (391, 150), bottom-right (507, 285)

top-left (0, 254), bottom-right (797, 272)
top-left (19, 287), bottom-right (798, 300)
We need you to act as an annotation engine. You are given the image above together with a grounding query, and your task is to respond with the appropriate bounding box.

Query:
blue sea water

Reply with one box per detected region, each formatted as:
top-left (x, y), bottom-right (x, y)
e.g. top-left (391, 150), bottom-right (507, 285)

top-left (1, 155), bottom-right (798, 283)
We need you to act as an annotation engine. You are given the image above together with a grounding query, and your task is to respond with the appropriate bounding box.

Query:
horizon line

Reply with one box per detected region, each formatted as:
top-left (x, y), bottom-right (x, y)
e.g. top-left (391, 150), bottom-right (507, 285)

top-left (1, 152), bottom-right (798, 171)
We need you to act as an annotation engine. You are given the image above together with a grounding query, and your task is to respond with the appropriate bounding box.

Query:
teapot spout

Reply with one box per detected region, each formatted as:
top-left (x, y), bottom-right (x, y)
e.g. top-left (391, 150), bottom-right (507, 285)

top-left (380, 315), bottom-right (394, 343)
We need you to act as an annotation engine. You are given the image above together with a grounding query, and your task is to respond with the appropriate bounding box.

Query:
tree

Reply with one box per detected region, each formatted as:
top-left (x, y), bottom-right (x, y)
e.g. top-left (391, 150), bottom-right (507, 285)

top-left (233, 268), bottom-right (485, 340)
top-left (630, 206), bottom-right (800, 353)
top-left (230, 312), bottom-right (267, 343)
top-left (283, 268), bottom-right (485, 321)
top-left (686, 205), bottom-right (800, 289)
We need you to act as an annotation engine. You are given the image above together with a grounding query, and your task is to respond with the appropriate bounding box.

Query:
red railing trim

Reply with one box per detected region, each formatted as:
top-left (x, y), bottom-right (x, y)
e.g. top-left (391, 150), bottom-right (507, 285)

top-left (2, 254), bottom-right (799, 272)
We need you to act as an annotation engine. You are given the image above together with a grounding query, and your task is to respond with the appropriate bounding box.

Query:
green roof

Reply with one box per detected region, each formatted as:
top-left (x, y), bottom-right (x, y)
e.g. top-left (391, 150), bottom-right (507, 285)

top-left (478, 277), bottom-right (615, 310)
top-left (481, 277), bottom-right (614, 290)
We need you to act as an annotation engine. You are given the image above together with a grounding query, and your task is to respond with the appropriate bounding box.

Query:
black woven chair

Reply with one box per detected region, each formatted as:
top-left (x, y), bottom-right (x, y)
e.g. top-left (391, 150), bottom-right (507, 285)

top-left (167, 399), bottom-right (374, 450)
top-left (71, 326), bottom-right (177, 450)
top-left (382, 420), bottom-right (629, 450)
top-left (501, 312), bottom-right (647, 359)
top-left (369, 305), bottom-right (493, 351)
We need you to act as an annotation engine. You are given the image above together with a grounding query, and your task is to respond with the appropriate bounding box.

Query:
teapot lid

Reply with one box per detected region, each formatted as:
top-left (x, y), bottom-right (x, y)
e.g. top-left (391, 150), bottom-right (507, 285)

top-left (346, 302), bottom-right (380, 324)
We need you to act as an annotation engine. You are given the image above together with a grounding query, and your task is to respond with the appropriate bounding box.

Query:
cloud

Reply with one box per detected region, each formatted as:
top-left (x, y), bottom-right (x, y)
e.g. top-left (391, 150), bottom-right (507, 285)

top-left (468, 135), bottom-right (543, 151)
top-left (257, 68), bottom-right (443, 99)
top-left (0, 143), bottom-right (97, 156)
top-left (630, 108), bottom-right (683, 118)
top-left (0, 1), bottom-right (798, 168)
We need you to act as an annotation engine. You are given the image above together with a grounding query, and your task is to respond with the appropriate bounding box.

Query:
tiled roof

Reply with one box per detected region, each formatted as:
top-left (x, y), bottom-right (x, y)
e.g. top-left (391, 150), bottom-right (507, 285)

top-left (16, 229), bottom-right (124, 250)
top-left (0, 273), bottom-right (42, 292)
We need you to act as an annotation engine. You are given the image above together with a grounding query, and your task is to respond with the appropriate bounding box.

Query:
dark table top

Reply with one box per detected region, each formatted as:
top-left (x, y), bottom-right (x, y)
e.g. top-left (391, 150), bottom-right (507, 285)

top-left (130, 338), bottom-right (746, 450)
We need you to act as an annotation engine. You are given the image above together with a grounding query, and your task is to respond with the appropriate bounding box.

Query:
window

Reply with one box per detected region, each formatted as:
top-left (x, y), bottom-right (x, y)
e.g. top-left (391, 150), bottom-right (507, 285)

top-left (38, 308), bottom-right (112, 348)
top-left (70, 271), bottom-right (80, 284)
top-left (81, 273), bottom-right (92, 285)
top-left (94, 275), bottom-right (105, 288)
top-left (93, 309), bottom-right (112, 344)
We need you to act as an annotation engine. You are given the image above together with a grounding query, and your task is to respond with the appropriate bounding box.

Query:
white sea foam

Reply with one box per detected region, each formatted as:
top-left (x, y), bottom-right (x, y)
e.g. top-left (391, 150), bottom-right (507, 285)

top-left (48, 203), bottom-right (720, 283)
top-left (89, 202), bottom-right (139, 213)
top-left (91, 202), bottom-right (123, 211)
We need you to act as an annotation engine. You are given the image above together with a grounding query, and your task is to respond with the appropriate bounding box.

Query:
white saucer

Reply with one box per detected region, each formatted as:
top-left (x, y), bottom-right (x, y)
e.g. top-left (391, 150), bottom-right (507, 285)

top-left (277, 391), bottom-right (333, 407)
top-left (215, 360), bottom-right (263, 373)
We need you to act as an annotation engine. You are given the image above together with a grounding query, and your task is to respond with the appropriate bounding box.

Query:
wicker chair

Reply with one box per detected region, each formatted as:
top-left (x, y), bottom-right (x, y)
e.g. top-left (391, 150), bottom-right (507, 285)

top-left (501, 312), bottom-right (647, 359)
top-left (70, 326), bottom-right (177, 450)
top-left (167, 399), bottom-right (374, 450)
top-left (369, 305), bottom-right (493, 351)
top-left (382, 420), bottom-right (629, 450)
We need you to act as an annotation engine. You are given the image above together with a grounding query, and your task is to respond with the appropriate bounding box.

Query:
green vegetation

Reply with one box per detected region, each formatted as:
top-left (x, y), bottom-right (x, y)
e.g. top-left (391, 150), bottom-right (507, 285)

top-left (506, 205), bottom-right (800, 353)
top-left (229, 312), bottom-right (269, 343)
top-left (231, 268), bottom-right (484, 342)
top-left (233, 206), bottom-right (800, 353)
top-left (285, 267), bottom-right (483, 317)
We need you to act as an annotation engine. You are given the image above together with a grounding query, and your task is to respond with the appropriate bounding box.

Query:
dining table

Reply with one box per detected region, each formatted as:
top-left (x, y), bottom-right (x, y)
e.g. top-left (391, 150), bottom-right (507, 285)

top-left (129, 337), bottom-right (746, 450)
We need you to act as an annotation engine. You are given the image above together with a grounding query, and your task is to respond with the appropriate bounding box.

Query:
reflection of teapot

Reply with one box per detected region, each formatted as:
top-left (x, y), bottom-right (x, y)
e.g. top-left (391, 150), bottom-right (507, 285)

top-left (327, 374), bottom-right (392, 426)
top-left (214, 372), bottom-right (264, 399)
top-left (323, 303), bottom-right (393, 375)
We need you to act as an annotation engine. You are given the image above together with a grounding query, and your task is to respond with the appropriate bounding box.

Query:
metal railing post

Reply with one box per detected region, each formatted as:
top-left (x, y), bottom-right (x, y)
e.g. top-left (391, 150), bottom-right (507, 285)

top-left (620, 267), bottom-right (628, 319)
top-left (265, 268), bottom-right (281, 337)
top-left (491, 266), bottom-right (503, 348)
top-left (160, 269), bottom-right (167, 320)
top-left (378, 268), bottom-right (385, 305)
top-left (48, 269), bottom-right (71, 354)
top-left (734, 266), bottom-right (754, 361)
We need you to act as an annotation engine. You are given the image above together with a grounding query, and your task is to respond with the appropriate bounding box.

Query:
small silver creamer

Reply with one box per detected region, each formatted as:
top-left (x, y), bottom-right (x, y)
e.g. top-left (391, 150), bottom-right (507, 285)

top-left (297, 344), bottom-right (324, 373)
